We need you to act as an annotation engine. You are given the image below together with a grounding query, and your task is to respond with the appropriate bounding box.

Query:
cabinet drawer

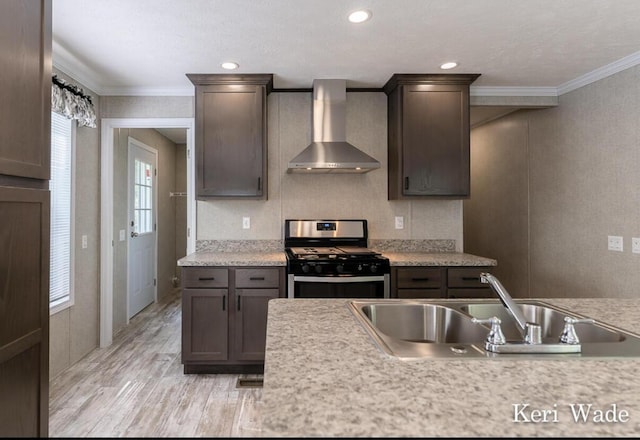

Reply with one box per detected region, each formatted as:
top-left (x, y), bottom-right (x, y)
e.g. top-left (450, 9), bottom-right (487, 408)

top-left (182, 268), bottom-right (229, 288)
top-left (447, 288), bottom-right (493, 299)
top-left (397, 289), bottom-right (444, 299)
top-left (235, 268), bottom-right (280, 288)
top-left (396, 267), bottom-right (443, 289)
top-left (447, 267), bottom-right (491, 288)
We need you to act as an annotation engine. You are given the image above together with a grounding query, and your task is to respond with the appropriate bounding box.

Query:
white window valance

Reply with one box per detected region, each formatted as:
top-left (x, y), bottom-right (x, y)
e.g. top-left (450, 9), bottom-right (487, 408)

top-left (51, 75), bottom-right (97, 128)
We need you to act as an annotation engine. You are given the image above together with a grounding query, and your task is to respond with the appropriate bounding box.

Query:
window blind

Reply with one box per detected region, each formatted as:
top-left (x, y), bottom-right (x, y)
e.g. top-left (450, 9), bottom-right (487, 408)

top-left (50, 112), bottom-right (73, 306)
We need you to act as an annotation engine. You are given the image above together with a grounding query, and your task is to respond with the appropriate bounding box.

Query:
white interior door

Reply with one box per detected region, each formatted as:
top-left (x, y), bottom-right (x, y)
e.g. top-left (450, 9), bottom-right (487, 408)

top-left (127, 138), bottom-right (157, 319)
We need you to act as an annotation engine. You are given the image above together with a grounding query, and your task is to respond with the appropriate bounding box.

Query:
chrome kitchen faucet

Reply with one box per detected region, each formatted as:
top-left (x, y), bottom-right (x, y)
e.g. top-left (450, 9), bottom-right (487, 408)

top-left (476, 272), bottom-right (542, 344)
top-left (471, 273), bottom-right (595, 354)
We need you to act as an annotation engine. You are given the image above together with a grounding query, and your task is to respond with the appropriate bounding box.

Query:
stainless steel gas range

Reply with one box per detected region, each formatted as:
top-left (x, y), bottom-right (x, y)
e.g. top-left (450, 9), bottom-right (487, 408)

top-left (284, 219), bottom-right (391, 298)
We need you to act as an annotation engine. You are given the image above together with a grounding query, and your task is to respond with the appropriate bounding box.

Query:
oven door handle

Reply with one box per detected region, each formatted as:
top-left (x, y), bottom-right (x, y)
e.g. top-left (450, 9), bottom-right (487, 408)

top-left (292, 275), bottom-right (386, 283)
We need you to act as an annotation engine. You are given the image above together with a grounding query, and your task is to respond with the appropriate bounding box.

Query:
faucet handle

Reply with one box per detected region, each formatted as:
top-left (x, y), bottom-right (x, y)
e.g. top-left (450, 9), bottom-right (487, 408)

top-left (560, 316), bottom-right (595, 344)
top-left (472, 316), bottom-right (506, 345)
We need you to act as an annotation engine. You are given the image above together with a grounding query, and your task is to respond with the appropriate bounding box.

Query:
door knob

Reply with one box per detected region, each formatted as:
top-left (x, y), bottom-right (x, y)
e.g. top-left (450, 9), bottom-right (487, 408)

top-left (131, 231), bottom-right (139, 238)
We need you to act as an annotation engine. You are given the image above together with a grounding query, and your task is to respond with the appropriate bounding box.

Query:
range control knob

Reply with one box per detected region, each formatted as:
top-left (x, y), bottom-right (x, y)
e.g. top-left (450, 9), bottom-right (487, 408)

top-left (370, 264), bottom-right (378, 273)
top-left (336, 264), bottom-right (344, 274)
top-left (301, 264), bottom-right (310, 273)
top-left (315, 265), bottom-right (323, 274)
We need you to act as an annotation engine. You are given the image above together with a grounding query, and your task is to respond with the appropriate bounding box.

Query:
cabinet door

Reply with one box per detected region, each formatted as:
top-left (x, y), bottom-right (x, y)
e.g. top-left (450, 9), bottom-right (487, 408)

top-left (402, 84), bottom-right (470, 196)
top-left (0, 0), bottom-right (51, 180)
top-left (196, 84), bottom-right (265, 198)
top-left (0, 187), bottom-right (50, 437)
top-left (233, 289), bottom-right (279, 361)
top-left (182, 288), bottom-right (228, 361)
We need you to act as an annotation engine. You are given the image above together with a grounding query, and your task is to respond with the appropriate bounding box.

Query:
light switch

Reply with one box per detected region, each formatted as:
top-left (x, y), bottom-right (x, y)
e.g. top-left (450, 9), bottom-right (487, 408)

top-left (395, 216), bottom-right (404, 229)
top-left (82, 235), bottom-right (88, 249)
top-left (119, 229), bottom-right (126, 241)
top-left (632, 237), bottom-right (640, 254)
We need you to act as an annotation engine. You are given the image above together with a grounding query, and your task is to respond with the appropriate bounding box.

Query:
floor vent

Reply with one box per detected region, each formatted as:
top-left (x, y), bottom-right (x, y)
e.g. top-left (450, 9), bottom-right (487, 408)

top-left (236, 377), bottom-right (264, 388)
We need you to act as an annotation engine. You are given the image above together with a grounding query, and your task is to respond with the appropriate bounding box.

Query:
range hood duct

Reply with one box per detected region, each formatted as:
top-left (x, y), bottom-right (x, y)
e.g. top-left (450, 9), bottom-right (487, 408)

top-left (287, 79), bottom-right (380, 173)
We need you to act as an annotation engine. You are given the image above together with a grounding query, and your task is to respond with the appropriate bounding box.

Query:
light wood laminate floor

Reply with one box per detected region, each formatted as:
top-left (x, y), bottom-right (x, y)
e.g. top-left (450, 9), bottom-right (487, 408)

top-left (49, 290), bottom-right (263, 437)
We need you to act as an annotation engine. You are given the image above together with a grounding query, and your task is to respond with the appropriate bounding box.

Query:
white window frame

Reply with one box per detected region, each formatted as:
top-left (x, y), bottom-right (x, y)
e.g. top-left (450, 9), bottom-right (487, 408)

top-left (50, 111), bottom-right (76, 315)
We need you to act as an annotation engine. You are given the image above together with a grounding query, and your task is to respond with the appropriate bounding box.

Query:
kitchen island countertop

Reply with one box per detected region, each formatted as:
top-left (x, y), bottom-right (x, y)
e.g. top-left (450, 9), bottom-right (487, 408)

top-left (261, 297), bottom-right (640, 437)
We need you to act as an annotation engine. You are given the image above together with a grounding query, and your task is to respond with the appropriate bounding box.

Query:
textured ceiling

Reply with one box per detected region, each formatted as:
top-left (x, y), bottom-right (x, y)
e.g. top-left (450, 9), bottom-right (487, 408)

top-left (51, 0), bottom-right (640, 95)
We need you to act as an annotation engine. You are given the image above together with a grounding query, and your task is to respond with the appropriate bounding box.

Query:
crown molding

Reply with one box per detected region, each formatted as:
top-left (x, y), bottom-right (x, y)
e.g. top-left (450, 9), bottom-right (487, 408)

top-left (470, 86), bottom-right (558, 97)
top-left (557, 49), bottom-right (640, 96)
top-left (52, 39), bottom-right (105, 94)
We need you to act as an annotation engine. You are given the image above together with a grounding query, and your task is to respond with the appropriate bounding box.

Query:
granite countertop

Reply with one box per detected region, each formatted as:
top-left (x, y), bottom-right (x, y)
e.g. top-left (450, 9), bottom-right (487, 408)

top-left (177, 250), bottom-right (286, 267)
top-left (177, 250), bottom-right (495, 267)
top-left (381, 251), bottom-right (497, 266)
top-left (261, 298), bottom-right (640, 437)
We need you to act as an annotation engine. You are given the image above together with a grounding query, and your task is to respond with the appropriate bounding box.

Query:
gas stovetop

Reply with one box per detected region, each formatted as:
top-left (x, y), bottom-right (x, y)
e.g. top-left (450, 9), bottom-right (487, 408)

top-left (288, 246), bottom-right (379, 259)
top-left (285, 246), bottom-right (390, 276)
top-left (284, 219), bottom-right (390, 276)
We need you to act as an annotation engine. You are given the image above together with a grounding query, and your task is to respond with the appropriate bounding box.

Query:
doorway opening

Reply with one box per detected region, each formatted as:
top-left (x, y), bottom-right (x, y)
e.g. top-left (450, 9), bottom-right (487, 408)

top-left (100, 118), bottom-right (195, 347)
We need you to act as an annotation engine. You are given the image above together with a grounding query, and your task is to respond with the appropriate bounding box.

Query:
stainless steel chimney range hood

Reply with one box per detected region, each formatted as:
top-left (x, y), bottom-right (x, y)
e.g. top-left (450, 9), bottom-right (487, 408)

top-left (287, 79), bottom-right (381, 174)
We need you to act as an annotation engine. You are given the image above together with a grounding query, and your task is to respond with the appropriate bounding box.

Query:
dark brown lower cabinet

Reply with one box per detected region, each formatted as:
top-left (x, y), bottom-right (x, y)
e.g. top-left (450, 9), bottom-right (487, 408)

top-left (0, 187), bottom-right (50, 437)
top-left (181, 266), bottom-right (284, 373)
top-left (392, 266), bottom-right (494, 299)
top-left (182, 289), bottom-right (228, 362)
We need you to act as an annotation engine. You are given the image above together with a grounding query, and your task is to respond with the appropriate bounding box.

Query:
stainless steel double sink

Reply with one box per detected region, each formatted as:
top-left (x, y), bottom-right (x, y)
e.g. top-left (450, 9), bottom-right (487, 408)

top-left (348, 299), bottom-right (640, 359)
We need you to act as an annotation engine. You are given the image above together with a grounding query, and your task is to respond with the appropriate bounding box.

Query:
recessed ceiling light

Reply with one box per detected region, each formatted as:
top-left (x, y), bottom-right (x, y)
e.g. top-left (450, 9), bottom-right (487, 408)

top-left (221, 62), bottom-right (239, 70)
top-left (348, 10), bottom-right (372, 23)
top-left (440, 62), bottom-right (458, 70)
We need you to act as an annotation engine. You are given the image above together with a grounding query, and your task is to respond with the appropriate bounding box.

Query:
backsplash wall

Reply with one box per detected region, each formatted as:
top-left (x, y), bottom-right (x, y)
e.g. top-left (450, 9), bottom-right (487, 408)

top-left (197, 92), bottom-right (463, 249)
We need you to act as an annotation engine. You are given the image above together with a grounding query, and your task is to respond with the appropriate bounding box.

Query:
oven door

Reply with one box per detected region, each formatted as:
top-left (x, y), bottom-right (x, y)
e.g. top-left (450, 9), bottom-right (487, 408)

top-left (287, 274), bottom-right (390, 299)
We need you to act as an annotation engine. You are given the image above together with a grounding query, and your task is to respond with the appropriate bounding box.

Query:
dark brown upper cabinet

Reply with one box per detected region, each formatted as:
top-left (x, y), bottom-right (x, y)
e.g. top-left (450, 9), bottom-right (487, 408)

top-left (0, 0), bottom-right (51, 181)
top-left (187, 74), bottom-right (273, 199)
top-left (384, 74), bottom-right (480, 199)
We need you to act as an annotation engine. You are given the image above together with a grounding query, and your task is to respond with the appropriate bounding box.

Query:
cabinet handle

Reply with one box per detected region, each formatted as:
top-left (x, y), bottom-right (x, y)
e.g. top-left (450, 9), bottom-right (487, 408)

top-left (237, 295), bottom-right (241, 311)
top-left (257, 177), bottom-right (261, 191)
top-left (222, 295), bottom-right (226, 311)
top-left (412, 277), bottom-right (430, 281)
top-left (198, 277), bottom-right (215, 281)
top-left (249, 276), bottom-right (265, 281)
top-left (404, 176), bottom-right (409, 190)
top-left (462, 277), bottom-right (480, 281)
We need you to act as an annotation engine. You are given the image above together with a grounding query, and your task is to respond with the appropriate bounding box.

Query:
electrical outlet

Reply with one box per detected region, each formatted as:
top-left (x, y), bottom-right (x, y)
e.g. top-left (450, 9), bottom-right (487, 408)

top-left (82, 235), bottom-right (88, 249)
top-left (242, 217), bottom-right (251, 229)
top-left (632, 237), bottom-right (640, 254)
top-left (395, 216), bottom-right (404, 229)
top-left (607, 235), bottom-right (623, 252)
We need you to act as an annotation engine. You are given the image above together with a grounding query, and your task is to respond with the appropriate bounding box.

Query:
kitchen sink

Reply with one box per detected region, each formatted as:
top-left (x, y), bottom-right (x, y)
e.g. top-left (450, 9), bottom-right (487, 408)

top-left (348, 299), bottom-right (640, 359)
top-left (360, 303), bottom-right (488, 344)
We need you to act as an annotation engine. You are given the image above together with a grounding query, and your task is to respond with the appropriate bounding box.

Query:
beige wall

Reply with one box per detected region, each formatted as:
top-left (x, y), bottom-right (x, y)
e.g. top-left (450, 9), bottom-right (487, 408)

top-left (465, 116), bottom-right (530, 297)
top-left (100, 96), bottom-right (193, 119)
top-left (465, 65), bottom-right (640, 299)
top-left (197, 92), bottom-right (464, 247)
top-left (112, 128), bottom-right (178, 334)
top-left (49, 70), bottom-right (101, 378)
